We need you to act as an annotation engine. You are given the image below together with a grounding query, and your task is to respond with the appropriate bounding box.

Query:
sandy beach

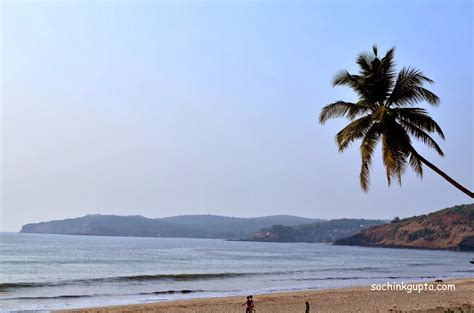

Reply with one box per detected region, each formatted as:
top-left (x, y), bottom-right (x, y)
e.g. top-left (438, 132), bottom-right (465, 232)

top-left (57, 278), bottom-right (474, 313)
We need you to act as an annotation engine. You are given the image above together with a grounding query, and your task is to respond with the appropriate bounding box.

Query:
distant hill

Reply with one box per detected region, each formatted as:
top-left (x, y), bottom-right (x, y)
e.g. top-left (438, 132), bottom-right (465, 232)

top-left (20, 214), bottom-right (317, 240)
top-left (250, 219), bottom-right (387, 243)
top-left (159, 215), bottom-right (319, 239)
top-left (334, 204), bottom-right (474, 251)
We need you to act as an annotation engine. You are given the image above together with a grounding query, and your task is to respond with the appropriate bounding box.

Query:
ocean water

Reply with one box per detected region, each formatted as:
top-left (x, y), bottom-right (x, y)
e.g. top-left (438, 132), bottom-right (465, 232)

top-left (0, 233), bottom-right (472, 312)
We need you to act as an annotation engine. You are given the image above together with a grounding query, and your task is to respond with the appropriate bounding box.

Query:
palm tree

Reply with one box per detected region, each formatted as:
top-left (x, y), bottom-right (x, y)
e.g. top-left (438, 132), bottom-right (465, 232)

top-left (319, 45), bottom-right (473, 198)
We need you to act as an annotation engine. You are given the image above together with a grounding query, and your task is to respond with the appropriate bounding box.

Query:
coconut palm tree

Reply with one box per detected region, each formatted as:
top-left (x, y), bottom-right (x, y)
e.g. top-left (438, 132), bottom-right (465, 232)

top-left (319, 45), bottom-right (473, 198)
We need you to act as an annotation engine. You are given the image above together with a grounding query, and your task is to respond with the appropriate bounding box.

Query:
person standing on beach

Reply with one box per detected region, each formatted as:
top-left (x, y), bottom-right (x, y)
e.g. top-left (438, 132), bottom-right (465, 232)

top-left (242, 296), bottom-right (252, 313)
top-left (249, 295), bottom-right (255, 312)
top-left (305, 301), bottom-right (310, 313)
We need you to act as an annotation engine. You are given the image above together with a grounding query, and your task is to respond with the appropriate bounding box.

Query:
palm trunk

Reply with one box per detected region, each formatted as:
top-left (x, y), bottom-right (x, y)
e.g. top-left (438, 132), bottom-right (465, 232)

top-left (413, 151), bottom-right (473, 198)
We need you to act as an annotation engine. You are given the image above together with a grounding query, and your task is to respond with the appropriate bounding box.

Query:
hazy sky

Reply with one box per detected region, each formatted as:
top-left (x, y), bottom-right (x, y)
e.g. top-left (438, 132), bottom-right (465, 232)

top-left (1, 0), bottom-right (472, 231)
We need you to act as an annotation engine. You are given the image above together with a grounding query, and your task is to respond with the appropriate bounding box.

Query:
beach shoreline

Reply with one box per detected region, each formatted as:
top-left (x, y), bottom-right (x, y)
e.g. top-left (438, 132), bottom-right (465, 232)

top-left (56, 278), bottom-right (474, 313)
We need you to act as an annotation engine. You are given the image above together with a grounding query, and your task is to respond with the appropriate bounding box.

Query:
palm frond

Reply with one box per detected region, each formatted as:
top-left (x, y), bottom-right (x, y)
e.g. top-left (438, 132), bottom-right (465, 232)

top-left (381, 122), bottom-right (411, 186)
top-left (319, 101), bottom-right (371, 124)
top-left (387, 67), bottom-right (439, 107)
top-left (393, 107), bottom-right (445, 139)
top-left (408, 150), bottom-right (423, 177)
top-left (332, 71), bottom-right (361, 88)
top-left (399, 120), bottom-right (444, 156)
top-left (380, 47), bottom-right (397, 91)
top-left (335, 115), bottom-right (373, 152)
top-left (372, 44), bottom-right (378, 57)
top-left (359, 124), bottom-right (380, 191)
top-left (353, 47), bottom-right (397, 103)
top-left (356, 53), bottom-right (373, 73)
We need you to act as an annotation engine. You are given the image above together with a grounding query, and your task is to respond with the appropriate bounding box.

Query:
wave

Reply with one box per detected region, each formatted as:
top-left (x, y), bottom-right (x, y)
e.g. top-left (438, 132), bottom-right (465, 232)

top-left (290, 275), bottom-right (437, 281)
top-left (138, 289), bottom-right (203, 295)
top-left (103, 273), bottom-right (246, 282)
top-left (0, 269), bottom-right (441, 292)
top-left (0, 273), bottom-right (246, 291)
top-left (0, 282), bottom-right (43, 289)
top-left (2, 294), bottom-right (95, 300)
top-left (317, 267), bottom-right (382, 272)
top-left (409, 263), bottom-right (446, 267)
top-left (1, 289), bottom-right (204, 300)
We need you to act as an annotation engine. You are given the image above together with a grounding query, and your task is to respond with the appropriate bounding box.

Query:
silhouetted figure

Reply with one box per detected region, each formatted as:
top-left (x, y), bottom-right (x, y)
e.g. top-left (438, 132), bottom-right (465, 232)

top-left (242, 296), bottom-right (252, 313)
top-left (305, 301), bottom-right (310, 313)
top-left (249, 295), bottom-right (255, 312)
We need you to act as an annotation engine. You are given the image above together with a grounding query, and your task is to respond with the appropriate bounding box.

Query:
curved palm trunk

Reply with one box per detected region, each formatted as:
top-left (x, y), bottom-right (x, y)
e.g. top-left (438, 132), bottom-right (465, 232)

top-left (413, 151), bottom-right (474, 198)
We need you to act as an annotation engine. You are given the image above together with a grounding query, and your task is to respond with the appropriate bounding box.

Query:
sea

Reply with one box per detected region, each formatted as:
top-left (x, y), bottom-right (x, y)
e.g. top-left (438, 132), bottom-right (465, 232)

top-left (0, 232), bottom-right (473, 312)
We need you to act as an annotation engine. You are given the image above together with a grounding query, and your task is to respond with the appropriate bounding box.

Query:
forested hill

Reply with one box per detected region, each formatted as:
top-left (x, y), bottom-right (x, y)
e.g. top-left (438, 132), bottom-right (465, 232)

top-left (20, 214), bottom-right (317, 239)
top-left (250, 219), bottom-right (387, 243)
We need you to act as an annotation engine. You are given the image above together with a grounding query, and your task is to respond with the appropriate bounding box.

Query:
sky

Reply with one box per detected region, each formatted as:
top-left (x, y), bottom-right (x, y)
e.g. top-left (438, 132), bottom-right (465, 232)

top-left (0, 0), bottom-right (472, 231)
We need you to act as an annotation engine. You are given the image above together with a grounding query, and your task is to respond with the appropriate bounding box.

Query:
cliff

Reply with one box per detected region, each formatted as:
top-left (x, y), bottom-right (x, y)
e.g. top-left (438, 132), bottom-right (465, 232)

top-left (334, 204), bottom-right (474, 251)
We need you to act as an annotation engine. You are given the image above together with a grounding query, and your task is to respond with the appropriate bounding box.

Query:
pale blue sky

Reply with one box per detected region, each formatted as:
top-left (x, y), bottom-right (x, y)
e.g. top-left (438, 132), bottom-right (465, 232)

top-left (1, 0), bottom-right (472, 231)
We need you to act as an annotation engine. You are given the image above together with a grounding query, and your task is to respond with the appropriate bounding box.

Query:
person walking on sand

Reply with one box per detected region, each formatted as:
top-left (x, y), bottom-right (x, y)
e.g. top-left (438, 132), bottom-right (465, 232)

top-left (242, 296), bottom-right (252, 313)
top-left (305, 301), bottom-right (310, 313)
top-left (249, 295), bottom-right (255, 312)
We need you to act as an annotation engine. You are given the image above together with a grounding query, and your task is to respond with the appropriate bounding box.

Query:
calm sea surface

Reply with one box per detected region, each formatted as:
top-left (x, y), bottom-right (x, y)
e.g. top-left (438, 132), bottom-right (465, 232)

top-left (0, 232), bottom-right (473, 312)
